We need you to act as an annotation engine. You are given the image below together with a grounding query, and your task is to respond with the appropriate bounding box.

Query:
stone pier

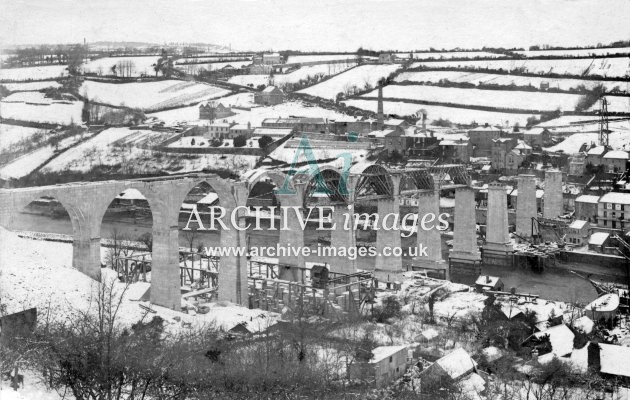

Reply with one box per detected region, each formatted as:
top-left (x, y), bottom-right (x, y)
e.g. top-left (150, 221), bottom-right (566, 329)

top-left (412, 189), bottom-right (447, 279)
top-left (328, 204), bottom-right (357, 275)
top-left (275, 182), bottom-right (307, 281)
top-left (482, 183), bottom-right (513, 268)
top-left (483, 183), bottom-right (512, 254)
top-left (543, 169), bottom-right (563, 219)
top-left (449, 187), bottom-right (481, 283)
top-left (374, 174), bottom-right (403, 281)
top-left (516, 174), bottom-right (537, 238)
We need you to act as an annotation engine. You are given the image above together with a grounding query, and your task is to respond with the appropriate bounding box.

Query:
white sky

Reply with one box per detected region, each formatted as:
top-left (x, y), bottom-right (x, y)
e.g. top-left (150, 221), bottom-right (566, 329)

top-left (1, 0), bottom-right (629, 51)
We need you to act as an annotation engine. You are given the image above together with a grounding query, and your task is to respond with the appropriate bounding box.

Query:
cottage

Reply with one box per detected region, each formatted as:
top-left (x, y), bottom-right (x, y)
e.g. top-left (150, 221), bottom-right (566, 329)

top-left (586, 146), bottom-right (607, 167)
top-left (254, 86), bottom-right (285, 106)
top-left (588, 231), bottom-right (610, 252)
top-left (574, 194), bottom-right (600, 222)
top-left (525, 324), bottom-right (575, 357)
top-left (475, 275), bottom-right (504, 293)
top-left (603, 150), bottom-right (629, 173)
top-left (229, 122), bottom-right (252, 139)
top-left (421, 348), bottom-right (478, 385)
top-left (566, 219), bottom-right (589, 246)
top-left (348, 345), bottom-right (408, 387)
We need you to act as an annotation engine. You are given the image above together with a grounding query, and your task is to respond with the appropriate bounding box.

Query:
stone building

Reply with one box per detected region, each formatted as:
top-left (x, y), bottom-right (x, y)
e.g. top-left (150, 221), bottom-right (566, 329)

top-left (597, 192), bottom-right (630, 231)
top-left (566, 219), bottom-right (589, 246)
top-left (574, 194), bottom-right (600, 222)
top-left (254, 86), bottom-right (285, 106)
top-left (199, 101), bottom-right (235, 120)
top-left (603, 150), bottom-right (629, 173)
top-left (469, 126), bottom-right (503, 157)
top-left (348, 346), bottom-right (408, 387)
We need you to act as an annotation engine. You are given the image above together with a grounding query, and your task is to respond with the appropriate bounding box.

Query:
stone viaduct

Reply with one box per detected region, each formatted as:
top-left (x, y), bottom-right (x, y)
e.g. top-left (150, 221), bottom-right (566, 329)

top-left (0, 164), bottom-right (474, 310)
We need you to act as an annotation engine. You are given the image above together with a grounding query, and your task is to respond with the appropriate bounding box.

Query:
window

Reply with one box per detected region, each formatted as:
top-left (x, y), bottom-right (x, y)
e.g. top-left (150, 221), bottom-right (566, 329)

top-left (389, 356), bottom-right (393, 363)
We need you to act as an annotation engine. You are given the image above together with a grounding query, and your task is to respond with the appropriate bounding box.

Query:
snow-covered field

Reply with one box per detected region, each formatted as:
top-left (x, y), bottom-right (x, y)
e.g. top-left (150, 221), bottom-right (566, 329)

top-left (79, 80), bottom-right (231, 111)
top-left (411, 57), bottom-right (630, 78)
top-left (0, 65), bottom-right (68, 82)
top-left (399, 51), bottom-right (503, 60)
top-left (0, 92), bottom-right (83, 125)
top-left (147, 92), bottom-right (256, 124)
top-left (395, 70), bottom-right (629, 93)
top-left (0, 146), bottom-right (54, 179)
top-left (343, 98), bottom-right (540, 126)
top-left (515, 47), bottom-right (630, 57)
top-left (0, 80), bottom-right (62, 92)
top-left (0, 124), bottom-right (45, 150)
top-left (150, 100), bottom-right (354, 127)
top-left (168, 136), bottom-right (260, 148)
top-left (542, 119), bottom-right (630, 153)
top-left (362, 84), bottom-right (582, 112)
top-left (175, 56), bottom-right (252, 65)
top-left (298, 64), bottom-right (401, 99)
top-left (228, 62), bottom-right (357, 88)
top-left (286, 54), bottom-right (359, 63)
top-left (82, 56), bottom-right (160, 76)
top-left (594, 95), bottom-right (630, 113)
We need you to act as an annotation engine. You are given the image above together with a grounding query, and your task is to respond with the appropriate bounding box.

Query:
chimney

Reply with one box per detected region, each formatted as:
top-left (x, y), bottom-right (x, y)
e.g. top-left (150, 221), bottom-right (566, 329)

top-left (422, 111), bottom-right (427, 133)
top-left (377, 85), bottom-right (384, 130)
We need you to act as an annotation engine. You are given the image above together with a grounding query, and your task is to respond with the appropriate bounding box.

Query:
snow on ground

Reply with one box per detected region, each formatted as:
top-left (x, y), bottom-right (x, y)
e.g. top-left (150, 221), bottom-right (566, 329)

top-left (168, 136), bottom-right (260, 148)
top-left (79, 79), bottom-right (231, 111)
top-left (227, 100), bottom-right (355, 127)
top-left (406, 51), bottom-right (503, 60)
top-left (42, 127), bottom-right (143, 171)
top-left (395, 70), bottom-right (629, 93)
top-left (273, 62), bottom-right (357, 85)
top-left (266, 138), bottom-right (369, 164)
top-left (298, 64), bottom-right (401, 100)
top-left (0, 80), bottom-right (62, 91)
top-left (146, 92), bottom-right (256, 125)
top-left (286, 54), bottom-right (359, 63)
top-left (411, 57), bottom-right (630, 78)
top-left (363, 84), bottom-right (583, 112)
top-left (594, 95), bottom-right (630, 113)
top-left (82, 56), bottom-right (160, 77)
top-left (175, 56), bottom-right (252, 65)
top-left (0, 146), bottom-right (54, 179)
top-left (545, 130), bottom-right (630, 153)
top-left (188, 60), bottom-right (252, 70)
top-left (0, 124), bottom-right (45, 150)
top-left (227, 74), bottom-right (270, 87)
top-left (343, 98), bottom-right (540, 126)
top-left (0, 226), bottom-right (278, 334)
top-left (515, 47), bottom-right (630, 58)
top-left (0, 92), bottom-right (83, 125)
top-left (0, 65), bottom-right (68, 81)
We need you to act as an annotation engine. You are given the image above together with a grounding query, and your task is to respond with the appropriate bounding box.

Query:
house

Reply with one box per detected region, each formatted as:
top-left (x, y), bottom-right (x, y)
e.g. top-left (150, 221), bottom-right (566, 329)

top-left (603, 150), bottom-right (629, 173)
top-left (228, 122), bottom-right (252, 139)
top-left (199, 101), bottom-right (235, 120)
top-left (367, 129), bottom-right (408, 154)
top-left (522, 127), bottom-right (552, 147)
top-left (505, 141), bottom-right (532, 171)
top-left (586, 146), bottom-right (607, 167)
top-left (566, 219), bottom-right (589, 245)
top-left (568, 153), bottom-right (586, 175)
top-left (469, 126), bottom-right (503, 157)
top-left (491, 137), bottom-right (518, 170)
top-left (348, 345), bottom-right (408, 387)
top-left (597, 192), bottom-right (630, 231)
top-left (589, 231), bottom-right (610, 252)
top-left (475, 275), bottom-right (504, 293)
top-left (574, 194), bottom-right (600, 222)
top-left (254, 86), bottom-right (285, 106)
top-left (204, 121), bottom-right (234, 139)
top-left (439, 137), bottom-right (470, 163)
top-left (524, 324), bottom-right (575, 357)
top-left (378, 53), bottom-right (398, 64)
top-left (420, 348), bottom-right (478, 385)
top-left (262, 53), bottom-right (282, 65)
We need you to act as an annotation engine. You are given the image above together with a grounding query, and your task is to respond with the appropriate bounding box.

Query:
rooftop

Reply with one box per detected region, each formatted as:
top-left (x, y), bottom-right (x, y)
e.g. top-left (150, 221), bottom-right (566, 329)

top-left (531, 324), bottom-right (575, 356)
top-left (434, 348), bottom-right (476, 380)
top-left (369, 345), bottom-right (407, 363)
top-left (599, 343), bottom-right (630, 378)
top-left (569, 220), bottom-right (588, 230)
top-left (599, 192), bottom-right (630, 205)
top-left (603, 150), bottom-right (629, 160)
top-left (589, 232), bottom-right (610, 246)
top-left (575, 194), bottom-right (600, 204)
top-left (587, 146), bottom-right (607, 156)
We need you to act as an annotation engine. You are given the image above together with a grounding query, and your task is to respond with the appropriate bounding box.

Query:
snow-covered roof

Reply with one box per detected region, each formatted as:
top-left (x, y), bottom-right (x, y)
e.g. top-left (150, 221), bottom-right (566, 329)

top-left (252, 127), bottom-right (293, 136)
top-left (604, 150), bottom-right (629, 160)
top-left (198, 192), bottom-right (219, 205)
top-left (262, 86), bottom-right (281, 93)
top-left (480, 346), bottom-right (502, 362)
top-left (575, 194), bottom-right (600, 204)
top-left (589, 232), bottom-right (610, 246)
top-left (599, 343), bottom-right (630, 378)
top-left (569, 220), bottom-right (588, 230)
top-left (500, 304), bottom-right (524, 319)
top-left (434, 348), bottom-right (476, 380)
top-left (573, 316), bottom-right (594, 334)
top-left (368, 345), bottom-right (407, 363)
top-left (515, 141), bottom-right (532, 150)
top-left (475, 275), bottom-right (500, 287)
top-left (367, 129), bottom-right (396, 138)
top-left (587, 146), bottom-right (607, 156)
top-left (532, 324), bottom-right (575, 356)
top-left (469, 126), bottom-right (501, 133)
top-left (384, 118), bottom-right (406, 126)
top-left (599, 192), bottom-right (630, 205)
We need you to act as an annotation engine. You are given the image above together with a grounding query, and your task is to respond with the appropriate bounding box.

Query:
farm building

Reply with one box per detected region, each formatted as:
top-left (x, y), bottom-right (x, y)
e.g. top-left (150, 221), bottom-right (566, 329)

top-left (254, 86), bottom-right (285, 106)
top-left (199, 101), bottom-right (235, 120)
top-left (348, 345), bottom-right (408, 387)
